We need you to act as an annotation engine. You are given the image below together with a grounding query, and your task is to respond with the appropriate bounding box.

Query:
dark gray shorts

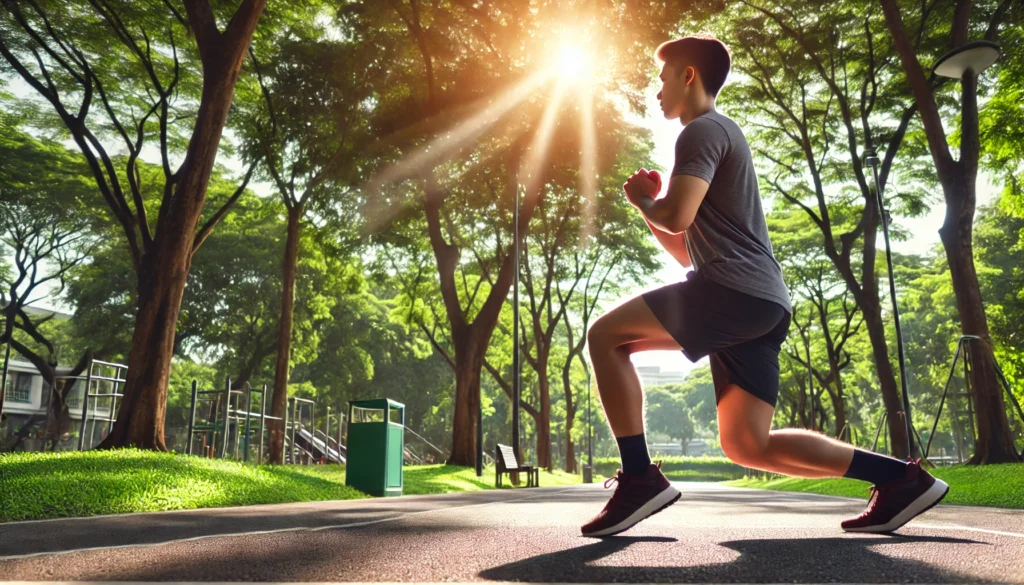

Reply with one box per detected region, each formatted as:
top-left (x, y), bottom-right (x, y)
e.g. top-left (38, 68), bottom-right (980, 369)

top-left (641, 270), bottom-right (791, 407)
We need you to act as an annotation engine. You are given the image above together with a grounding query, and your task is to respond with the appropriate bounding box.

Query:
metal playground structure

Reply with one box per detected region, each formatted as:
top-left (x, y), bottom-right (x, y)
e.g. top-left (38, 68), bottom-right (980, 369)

top-left (184, 377), bottom-right (347, 465)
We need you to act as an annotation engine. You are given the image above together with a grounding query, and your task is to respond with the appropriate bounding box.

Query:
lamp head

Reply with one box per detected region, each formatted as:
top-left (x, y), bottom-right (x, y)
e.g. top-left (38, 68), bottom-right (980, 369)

top-left (933, 40), bottom-right (1001, 78)
top-left (863, 146), bottom-right (879, 165)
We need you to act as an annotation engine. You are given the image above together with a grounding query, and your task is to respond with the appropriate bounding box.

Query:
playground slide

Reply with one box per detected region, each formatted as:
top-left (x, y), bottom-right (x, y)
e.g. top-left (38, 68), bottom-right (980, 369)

top-left (294, 428), bottom-right (347, 463)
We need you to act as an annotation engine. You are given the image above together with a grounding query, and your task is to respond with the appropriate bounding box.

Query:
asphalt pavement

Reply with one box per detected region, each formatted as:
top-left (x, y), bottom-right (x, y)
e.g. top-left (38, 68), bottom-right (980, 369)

top-left (0, 482), bottom-right (1021, 583)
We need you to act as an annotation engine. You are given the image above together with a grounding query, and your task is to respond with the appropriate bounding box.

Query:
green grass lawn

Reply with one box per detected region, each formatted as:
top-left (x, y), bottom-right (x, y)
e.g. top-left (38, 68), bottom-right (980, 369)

top-left (594, 455), bottom-right (748, 482)
top-left (0, 449), bottom-right (595, 523)
top-left (726, 462), bottom-right (1024, 509)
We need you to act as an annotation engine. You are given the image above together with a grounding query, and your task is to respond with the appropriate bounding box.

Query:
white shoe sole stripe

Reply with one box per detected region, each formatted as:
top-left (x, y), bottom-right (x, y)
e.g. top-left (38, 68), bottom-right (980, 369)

top-left (844, 478), bottom-right (950, 533)
top-left (584, 485), bottom-right (681, 537)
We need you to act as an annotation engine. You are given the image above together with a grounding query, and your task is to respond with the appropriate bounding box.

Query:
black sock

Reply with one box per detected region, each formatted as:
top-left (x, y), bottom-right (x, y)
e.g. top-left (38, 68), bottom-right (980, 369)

top-left (616, 433), bottom-right (652, 476)
top-left (843, 448), bottom-right (909, 485)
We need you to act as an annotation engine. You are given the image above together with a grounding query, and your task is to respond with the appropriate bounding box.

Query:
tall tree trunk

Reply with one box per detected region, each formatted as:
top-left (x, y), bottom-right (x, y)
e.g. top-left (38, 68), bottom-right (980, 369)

top-left (98, 247), bottom-right (191, 450)
top-left (268, 204), bottom-right (303, 464)
top-left (940, 177), bottom-right (1018, 464)
top-left (536, 385), bottom-right (551, 470)
top-left (427, 161), bottom-right (538, 467)
top-left (831, 387), bottom-right (847, 441)
top-left (564, 382), bottom-right (576, 473)
top-left (450, 336), bottom-right (484, 465)
top-left (534, 356), bottom-right (552, 470)
top-left (826, 360), bottom-right (847, 440)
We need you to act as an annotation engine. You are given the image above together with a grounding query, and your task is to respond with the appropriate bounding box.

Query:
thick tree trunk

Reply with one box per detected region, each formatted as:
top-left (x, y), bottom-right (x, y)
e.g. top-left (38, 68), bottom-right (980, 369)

top-left (449, 338), bottom-right (484, 465)
top-left (832, 388), bottom-right (847, 441)
top-left (826, 360), bottom-right (847, 440)
top-left (535, 366), bottom-right (552, 470)
top-left (564, 392), bottom-right (576, 473)
top-left (98, 254), bottom-right (190, 450)
top-left (565, 430), bottom-right (576, 473)
top-left (536, 391), bottom-right (551, 470)
top-left (268, 205), bottom-right (303, 464)
top-left (939, 178), bottom-right (1019, 464)
top-left (427, 161), bottom-right (537, 468)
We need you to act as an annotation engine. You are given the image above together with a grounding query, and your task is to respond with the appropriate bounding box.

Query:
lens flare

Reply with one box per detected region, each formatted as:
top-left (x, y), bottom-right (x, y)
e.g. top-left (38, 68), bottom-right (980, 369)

top-left (361, 69), bottom-right (551, 234)
top-left (578, 80), bottom-right (598, 250)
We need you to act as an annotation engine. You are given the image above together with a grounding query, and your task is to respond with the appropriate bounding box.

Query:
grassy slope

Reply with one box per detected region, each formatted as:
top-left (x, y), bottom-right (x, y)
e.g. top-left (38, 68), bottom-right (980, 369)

top-left (726, 462), bottom-right (1024, 509)
top-left (0, 449), bottom-right (593, 523)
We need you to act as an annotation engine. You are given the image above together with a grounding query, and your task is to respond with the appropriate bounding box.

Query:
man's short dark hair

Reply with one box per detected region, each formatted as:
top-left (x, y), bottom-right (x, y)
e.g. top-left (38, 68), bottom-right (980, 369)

top-left (656, 35), bottom-right (732, 97)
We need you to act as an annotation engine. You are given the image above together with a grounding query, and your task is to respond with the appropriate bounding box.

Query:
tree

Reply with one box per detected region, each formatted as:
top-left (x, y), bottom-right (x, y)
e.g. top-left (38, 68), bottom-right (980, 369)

top-left (0, 0), bottom-right (267, 450)
top-left (878, 0), bottom-right (1021, 463)
top-left (0, 116), bottom-right (101, 449)
top-left (238, 21), bottom-right (379, 462)
top-left (646, 386), bottom-right (695, 455)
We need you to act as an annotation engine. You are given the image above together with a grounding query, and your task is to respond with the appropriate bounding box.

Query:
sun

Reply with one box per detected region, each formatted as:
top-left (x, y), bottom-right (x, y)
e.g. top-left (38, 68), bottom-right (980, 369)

top-left (556, 44), bottom-right (591, 80)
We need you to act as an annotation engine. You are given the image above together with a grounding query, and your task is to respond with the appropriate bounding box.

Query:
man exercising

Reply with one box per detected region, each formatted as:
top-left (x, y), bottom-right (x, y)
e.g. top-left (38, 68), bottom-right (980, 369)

top-left (581, 35), bottom-right (949, 538)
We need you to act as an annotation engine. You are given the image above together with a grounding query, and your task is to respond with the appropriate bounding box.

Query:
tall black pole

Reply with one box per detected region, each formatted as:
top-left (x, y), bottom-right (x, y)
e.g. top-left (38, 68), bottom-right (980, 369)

top-left (586, 359), bottom-right (592, 467)
top-left (807, 316), bottom-right (814, 432)
top-left (476, 385), bottom-right (483, 475)
top-left (865, 147), bottom-right (916, 459)
top-left (0, 341), bottom-right (10, 423)
top-left (512, 185), bottom-right (522, 463)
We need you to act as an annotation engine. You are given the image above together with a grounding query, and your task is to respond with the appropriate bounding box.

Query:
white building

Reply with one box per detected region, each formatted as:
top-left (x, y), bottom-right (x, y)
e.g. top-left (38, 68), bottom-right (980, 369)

top-left (0, 359), bottom-right (116, 451)
top-left (636, 365), bottom-right (686, 387)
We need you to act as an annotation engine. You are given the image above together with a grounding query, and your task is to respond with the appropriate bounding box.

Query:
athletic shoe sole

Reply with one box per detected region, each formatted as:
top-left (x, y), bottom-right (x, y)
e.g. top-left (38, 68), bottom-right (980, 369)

top-left (583, 484), bottom-right (682, 538)
top-left (843, 478), bottom-right (950, 534)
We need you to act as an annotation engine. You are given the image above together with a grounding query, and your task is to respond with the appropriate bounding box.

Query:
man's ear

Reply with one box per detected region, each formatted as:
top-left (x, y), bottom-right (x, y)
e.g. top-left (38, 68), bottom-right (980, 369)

top-left (685, 66), bottom-right (696, 86)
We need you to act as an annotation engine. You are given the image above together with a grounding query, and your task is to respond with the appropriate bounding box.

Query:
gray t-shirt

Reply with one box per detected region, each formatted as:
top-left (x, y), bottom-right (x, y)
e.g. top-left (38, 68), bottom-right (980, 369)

top-left (671, 110), bottom-right (792, 312)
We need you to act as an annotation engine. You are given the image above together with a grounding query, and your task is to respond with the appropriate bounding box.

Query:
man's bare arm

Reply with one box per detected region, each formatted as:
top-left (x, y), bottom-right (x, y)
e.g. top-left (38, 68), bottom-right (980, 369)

top-left (636, 174), bottom-right (710, 234)
top-left (645, 217), bottom-right (691, 268)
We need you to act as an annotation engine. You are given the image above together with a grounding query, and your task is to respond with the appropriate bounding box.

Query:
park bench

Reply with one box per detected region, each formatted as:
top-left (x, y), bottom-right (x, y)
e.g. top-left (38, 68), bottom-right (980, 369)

top-left (495, 443), bottom-right (539, 488)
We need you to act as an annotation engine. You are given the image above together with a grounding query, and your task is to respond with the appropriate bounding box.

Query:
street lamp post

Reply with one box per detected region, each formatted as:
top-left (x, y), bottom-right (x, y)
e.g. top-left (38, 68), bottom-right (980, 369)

top-left (864, 146), bottom-right (916, 458)
top-left (586, 359), bottom-right (593, 482)
top-left (512, 184), bottom-right (522, 468)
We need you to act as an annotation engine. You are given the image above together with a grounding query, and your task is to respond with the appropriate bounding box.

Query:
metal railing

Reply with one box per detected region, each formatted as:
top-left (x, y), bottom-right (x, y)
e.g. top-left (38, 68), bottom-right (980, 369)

top-left (186, 378), bottom-right (282, 462)
top-left (76, 360), bottom-right (128, 450)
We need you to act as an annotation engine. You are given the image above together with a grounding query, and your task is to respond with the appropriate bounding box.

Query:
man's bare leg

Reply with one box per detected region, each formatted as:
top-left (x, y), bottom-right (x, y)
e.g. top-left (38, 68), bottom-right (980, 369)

top-left (587, 295), bottom-right (685, 437)
top-left (716, 382), bottom-right (855, 477)
top-left (581, 295), bottom-right (684, 537)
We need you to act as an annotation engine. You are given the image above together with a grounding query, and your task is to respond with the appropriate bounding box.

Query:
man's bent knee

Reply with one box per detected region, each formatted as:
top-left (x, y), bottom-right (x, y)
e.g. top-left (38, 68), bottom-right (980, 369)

top-left (720, 430), bottom-right (768, 467)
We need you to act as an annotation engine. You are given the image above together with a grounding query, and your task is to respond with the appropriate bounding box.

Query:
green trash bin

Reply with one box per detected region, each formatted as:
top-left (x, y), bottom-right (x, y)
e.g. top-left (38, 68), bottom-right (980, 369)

top-left (345, 399), bottom-right (404, 497)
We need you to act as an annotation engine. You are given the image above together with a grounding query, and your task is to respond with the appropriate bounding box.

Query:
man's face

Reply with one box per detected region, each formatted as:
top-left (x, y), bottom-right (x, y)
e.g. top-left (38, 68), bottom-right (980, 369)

top-left (656, 62), bottom-right (691, 121)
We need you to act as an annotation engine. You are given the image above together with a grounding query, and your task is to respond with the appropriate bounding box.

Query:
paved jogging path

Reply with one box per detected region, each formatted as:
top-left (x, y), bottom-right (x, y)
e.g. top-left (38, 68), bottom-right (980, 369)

top-left (0, 482), bottom-right (1021, 583)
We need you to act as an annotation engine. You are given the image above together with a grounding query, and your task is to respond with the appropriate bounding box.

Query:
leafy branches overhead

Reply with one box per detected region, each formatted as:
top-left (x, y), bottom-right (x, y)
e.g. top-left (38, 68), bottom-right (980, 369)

top-left (0, 0), bottom-right (259, 270)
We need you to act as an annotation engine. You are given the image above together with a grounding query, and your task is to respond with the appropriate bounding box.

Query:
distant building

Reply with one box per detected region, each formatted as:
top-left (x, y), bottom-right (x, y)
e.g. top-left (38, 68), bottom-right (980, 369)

top-left (636, 365), bottom-right (686, 387)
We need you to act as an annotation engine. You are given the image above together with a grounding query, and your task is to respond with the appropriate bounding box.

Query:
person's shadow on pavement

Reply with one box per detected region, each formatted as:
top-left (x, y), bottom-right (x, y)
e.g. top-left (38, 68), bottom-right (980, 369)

top-left (478, 534), bottom-right (986, 583)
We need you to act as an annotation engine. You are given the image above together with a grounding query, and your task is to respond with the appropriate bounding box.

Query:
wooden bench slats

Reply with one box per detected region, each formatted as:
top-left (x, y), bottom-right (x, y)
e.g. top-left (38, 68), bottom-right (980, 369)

top-left (495, 443), bottom-right (539, 488)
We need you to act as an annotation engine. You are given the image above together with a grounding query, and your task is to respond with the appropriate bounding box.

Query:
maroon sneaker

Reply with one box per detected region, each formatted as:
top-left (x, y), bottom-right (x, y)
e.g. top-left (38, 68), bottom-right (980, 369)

top-left (841, 458), bottom-right (949, 533)
top-left (581, 462), bottom-right (681, 537)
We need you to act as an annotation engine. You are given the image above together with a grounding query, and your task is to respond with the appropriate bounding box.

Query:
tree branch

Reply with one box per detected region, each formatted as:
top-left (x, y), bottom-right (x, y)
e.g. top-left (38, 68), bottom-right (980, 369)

top-left (192, 158), bottom-right (259, 254)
